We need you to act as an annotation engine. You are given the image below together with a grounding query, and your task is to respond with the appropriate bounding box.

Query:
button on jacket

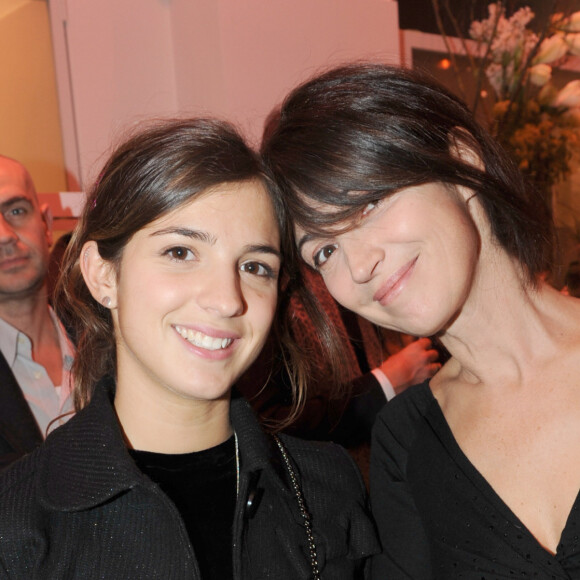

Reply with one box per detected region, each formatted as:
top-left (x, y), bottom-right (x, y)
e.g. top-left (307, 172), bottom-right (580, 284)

top-left (0, 376), bottom-right (379, 579)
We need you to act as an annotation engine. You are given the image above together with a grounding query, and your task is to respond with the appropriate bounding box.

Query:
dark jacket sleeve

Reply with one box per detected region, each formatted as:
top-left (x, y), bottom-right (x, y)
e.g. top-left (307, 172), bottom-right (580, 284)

top-left (369, 387), bottom-right (431, 579)
top-left (322, 373), bottom-right (387, 446)
top-left (0, 352), bottom-right (43, 471)
top-left (236, 341), bottom-right (386, 446)
top-left (279, 434), bottom-right (381, 579)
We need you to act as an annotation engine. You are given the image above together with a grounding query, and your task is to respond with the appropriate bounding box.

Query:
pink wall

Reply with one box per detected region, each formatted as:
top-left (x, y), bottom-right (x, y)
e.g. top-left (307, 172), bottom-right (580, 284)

top-left (51, 0), bottom-right (178, 187)
top-left (50, 1), bottom-right (400, 187)
top-left (175, 0), bottom-right (401, 146)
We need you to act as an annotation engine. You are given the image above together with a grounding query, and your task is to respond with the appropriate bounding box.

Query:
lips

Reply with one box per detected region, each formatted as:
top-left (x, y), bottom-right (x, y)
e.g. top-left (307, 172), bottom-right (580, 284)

top-left (174, 325), bottom-right (235, 351)
top-left (373, 256), bottom-right (418, 306)
top-left (0, 254), bottom-right (30, 271)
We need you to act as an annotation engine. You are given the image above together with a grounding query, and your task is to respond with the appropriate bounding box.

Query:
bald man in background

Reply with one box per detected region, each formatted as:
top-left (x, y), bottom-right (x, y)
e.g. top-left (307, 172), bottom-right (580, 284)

top-left (0, 155), bottom-right (74, 469)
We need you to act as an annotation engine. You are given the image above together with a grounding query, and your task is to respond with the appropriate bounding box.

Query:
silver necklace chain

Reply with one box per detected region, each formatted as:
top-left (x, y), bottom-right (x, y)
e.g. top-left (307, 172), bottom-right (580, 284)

top-left (234, 431), bottom-right (320, 579)
top-left (272, 434), bottom-right (321, 580)
top-left (234, 431), bottom-right (240, 496)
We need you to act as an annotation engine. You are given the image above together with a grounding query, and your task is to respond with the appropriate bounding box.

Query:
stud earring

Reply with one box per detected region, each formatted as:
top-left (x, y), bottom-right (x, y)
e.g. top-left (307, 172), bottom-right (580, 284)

top-left (101, 296), bottom-right (111, 308)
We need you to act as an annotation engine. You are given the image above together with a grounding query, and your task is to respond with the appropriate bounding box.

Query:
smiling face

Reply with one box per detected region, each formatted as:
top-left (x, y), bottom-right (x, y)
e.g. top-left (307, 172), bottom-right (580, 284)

top-left (98, 180), bottom-right (281, 407)
top-left (0, 157), bottom-right (52, 302)
top-left (298, 182), bottom-right (481, 337)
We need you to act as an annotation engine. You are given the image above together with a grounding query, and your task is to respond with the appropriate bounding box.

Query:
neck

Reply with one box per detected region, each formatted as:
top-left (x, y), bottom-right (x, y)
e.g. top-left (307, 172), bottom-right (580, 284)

top-left (0, 286), bottom-right (56, 346)
top-left (114, 384), bottom-right (233, 454)
top-left (439, 260), bottom-right (575, 388)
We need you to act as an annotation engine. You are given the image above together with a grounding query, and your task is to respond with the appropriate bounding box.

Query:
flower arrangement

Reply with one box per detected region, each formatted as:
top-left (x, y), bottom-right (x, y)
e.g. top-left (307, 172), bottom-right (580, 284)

top-left (433, 1), bottom-right (580, 197)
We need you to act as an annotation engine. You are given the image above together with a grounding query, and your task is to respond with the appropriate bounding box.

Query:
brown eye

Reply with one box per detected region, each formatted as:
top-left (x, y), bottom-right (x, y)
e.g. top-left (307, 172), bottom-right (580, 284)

top-left (241, 261), bottom-right (276, 279)
top-left (313, 244), bottom-right (337, 268)
top-left (165, 247), bottom-right (194, 261)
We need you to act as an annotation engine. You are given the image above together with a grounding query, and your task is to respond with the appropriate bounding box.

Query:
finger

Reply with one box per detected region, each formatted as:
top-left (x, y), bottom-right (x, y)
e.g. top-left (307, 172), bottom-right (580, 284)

top-left (427, 349), bottom-right (440, 362)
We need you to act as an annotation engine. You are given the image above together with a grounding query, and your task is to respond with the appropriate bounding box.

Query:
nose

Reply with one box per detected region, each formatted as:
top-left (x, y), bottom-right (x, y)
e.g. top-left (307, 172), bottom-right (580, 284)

top-left (0, 214), bottom-right (17, 245)
top-left (197, 267), bottom-right (246, 318)
top-left (343, 236), bottom-right (384, 284)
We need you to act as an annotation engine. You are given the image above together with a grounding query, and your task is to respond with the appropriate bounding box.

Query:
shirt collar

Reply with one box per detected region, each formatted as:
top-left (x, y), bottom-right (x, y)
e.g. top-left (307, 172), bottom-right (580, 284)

top-left (0, 316), bottom-right (21, 367)
top-left (0, 308), bottom-right (75, 378)
top-left (48, 307), bottom-right (75, 371)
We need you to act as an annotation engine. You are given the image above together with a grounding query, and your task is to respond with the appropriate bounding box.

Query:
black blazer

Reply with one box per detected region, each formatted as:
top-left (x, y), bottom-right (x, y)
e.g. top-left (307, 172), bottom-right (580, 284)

top-left (0, 377), bottom-right (380, 578)
top-left (0, 351), bottom-right (42, 469)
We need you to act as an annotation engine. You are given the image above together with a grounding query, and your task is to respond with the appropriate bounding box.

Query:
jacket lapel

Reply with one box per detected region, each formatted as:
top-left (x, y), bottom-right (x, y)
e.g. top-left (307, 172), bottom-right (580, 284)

top-left (0, 350), bottom-right (43, 461)
top-left (38, 376), bottom-right (142, 511)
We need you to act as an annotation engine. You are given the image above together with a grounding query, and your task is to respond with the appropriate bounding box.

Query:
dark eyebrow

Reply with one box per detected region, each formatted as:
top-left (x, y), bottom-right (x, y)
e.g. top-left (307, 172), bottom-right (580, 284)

top-left (0, 196), bottom-right (34, 213)
top-left (150, 228), bottom-right (281, 260)
top-left (149, 227), bottom-right (216, 244)
top-left (245, 244), bottom-right (282, 261)
top-left (297, 232), bottom-right (316, 256)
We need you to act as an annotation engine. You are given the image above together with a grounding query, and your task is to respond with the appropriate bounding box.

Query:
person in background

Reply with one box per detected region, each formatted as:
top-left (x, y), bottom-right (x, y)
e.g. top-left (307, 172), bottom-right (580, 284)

top-left (0, 118), bottom-right (378, 579)
top-left (0, 155), bottom-right (73, 469)
top-left (262, 63), bottom-right (580, 578)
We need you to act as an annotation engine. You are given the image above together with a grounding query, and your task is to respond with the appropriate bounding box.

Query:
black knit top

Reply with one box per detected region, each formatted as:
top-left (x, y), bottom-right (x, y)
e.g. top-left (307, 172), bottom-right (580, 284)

top-left (129, 436), bottom-right (237, 580)
top-left (371, 380), bottom-right (580, 579)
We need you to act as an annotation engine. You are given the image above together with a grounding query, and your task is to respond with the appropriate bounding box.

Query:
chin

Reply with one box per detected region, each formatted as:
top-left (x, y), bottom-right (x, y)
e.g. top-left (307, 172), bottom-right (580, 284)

top-left (405, 315), bottom-right (449, 337)
top-left (169, 379), bottom-right (232, 403)
top-left (371, 309), bottom-right (446, 338)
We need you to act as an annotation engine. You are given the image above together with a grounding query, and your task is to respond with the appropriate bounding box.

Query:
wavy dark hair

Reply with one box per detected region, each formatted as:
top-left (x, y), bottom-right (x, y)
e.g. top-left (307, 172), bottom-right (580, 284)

top-left (262, 63), bottom-right (554, 282)
top-left (55, 118), bottom-right (307, 414)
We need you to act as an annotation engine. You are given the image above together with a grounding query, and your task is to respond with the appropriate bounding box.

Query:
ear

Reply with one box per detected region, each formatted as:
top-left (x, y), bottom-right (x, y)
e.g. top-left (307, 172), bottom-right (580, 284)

top-left (80, 241), bottom-right (118, 308)
top-left (40, 203), bottom-right (54, 248)
top-left (447, 129), bottom-right (487, 212)
top-left (448, 129), bottom-right (485, 172)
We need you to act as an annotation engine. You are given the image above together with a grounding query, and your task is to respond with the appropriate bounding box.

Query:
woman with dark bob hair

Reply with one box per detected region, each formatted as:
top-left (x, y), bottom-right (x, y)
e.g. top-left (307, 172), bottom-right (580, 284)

top-left (262, 63), bottom-right (580, 578)
top-left (0, 118), bottom-right (379, 579)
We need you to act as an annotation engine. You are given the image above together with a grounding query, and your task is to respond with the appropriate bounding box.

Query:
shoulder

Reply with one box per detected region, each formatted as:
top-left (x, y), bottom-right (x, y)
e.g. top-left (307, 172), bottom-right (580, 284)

top-left (0, 411), bottom-right (81, 507)
top-left (0, 445), bottom-right (43, 496)
top-left (369, 383), bottom-right (435, 579)
top-left (371, 380), bottom-right (435, 479)
top-left (0, 386), bottom-right (128, 512)
top-left (278, 434), bottom-right (363, 485)
top-left (374, 380), bottom-right (434, 443)
top-left (275, 434), bottom-right (371, 524)
top-left (275, 434), bottom-right (380, 564)
top-left (0, 444), bottom-right (46, 553)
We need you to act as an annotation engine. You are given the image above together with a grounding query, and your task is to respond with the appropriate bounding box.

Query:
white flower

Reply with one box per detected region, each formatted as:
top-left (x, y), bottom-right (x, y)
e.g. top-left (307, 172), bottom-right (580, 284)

top-left (552, 80), bottom-right (580, 108)
top-left (528, 63), bottom-right (552, 86)
top-left (509, 6), bottom-right (534, 30)
top-left (469, 21), bottom-right (485, 42)
top-left (566, 33), bottom-right (580, 56)
top-left (485, 63), bottom-right (505, 96)
top-left (470, 3), bottom-right (501, 43)
top-left (534, 34), bottom-right (569, 64)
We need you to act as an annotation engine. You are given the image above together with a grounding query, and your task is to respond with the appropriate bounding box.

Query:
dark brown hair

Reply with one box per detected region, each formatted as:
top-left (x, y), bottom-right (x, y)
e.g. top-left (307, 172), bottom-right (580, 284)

top-left (262, 63), bottom-right (554, 281)
top-left (55, 118), bottom-right (307, 412)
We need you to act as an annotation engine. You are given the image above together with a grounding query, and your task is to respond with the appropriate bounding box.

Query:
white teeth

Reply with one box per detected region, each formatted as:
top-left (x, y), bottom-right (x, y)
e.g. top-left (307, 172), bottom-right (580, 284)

top-left (174, 325), bottom-right (233, 351)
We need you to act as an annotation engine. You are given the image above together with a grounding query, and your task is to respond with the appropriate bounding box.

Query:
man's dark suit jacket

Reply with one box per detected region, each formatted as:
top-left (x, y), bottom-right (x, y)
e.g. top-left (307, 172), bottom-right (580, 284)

top-left (0, 350), bottom-right (43, 469)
